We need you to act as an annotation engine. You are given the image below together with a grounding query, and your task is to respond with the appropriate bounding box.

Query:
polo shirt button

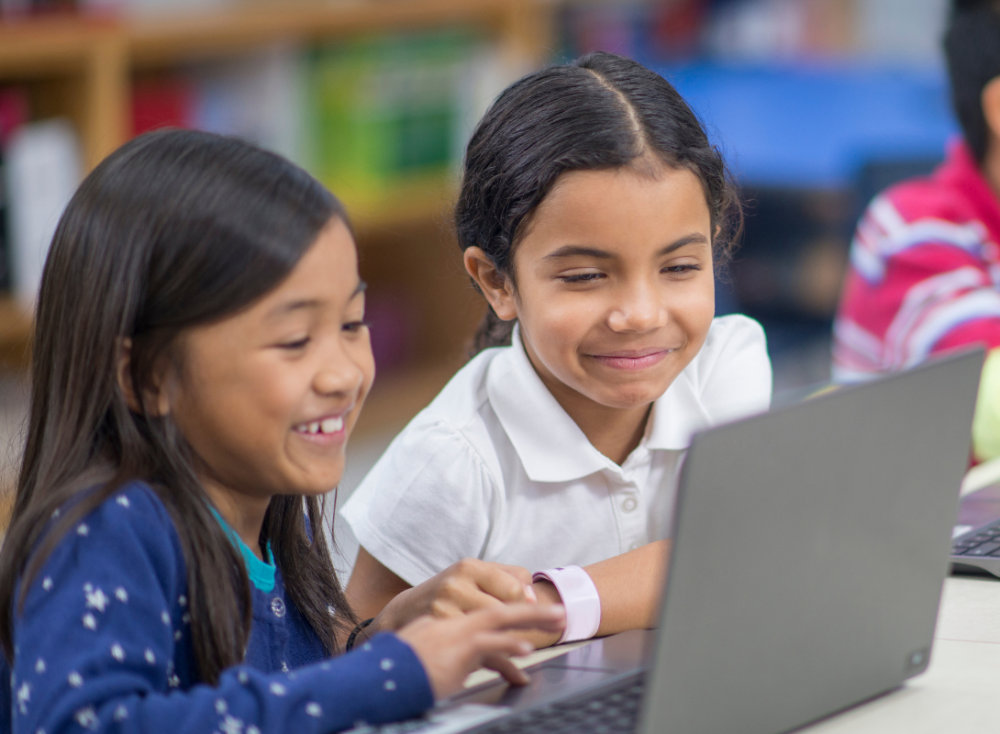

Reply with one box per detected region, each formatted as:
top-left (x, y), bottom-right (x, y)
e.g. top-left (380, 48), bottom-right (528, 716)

top-left (628, 541), bottom-right (641, 551)
top-left (271, 597), bottom-right (286, 618)
top-left (622, 497), bottom-right (638, 513)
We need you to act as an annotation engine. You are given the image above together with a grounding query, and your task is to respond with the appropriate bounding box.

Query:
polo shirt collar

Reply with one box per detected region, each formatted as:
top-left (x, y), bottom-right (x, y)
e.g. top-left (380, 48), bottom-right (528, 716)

top-left (487, 325), bottom-right (711, 482)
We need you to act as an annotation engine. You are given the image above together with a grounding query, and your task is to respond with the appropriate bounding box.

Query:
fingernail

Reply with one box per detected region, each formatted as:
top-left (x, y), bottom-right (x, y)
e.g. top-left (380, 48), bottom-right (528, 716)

top-left (518, 641), bottom-right (533, 655)
top-left (524, 585), bottom-right (537, 603)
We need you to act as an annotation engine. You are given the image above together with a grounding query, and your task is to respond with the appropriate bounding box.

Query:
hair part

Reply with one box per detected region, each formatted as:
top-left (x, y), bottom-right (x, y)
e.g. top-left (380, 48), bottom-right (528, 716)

top-left (0, 129), bottom-right (358, 680)
top-left (945, 0), bottom-right (1000, 162)
top-left (455, 51), bottom-right (741, 354)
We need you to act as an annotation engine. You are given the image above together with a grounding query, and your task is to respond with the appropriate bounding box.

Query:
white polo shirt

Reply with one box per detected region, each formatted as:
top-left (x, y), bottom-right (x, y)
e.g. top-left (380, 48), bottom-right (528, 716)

top-left (341, 314), bottom-right (772, 586)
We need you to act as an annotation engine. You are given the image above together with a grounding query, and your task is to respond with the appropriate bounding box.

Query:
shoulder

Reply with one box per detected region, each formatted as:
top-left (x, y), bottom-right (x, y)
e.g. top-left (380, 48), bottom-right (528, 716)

top-left (414, 348), bottom-right (501, 430)
top-left (693, 315), bottom-right (768, 369)
top-left (878, 174), bottom-right (979, 229)
top-left (23, 481), bottom-right (185, 610)
top-left (69, 481), bottom-right (182, 558)
top-left (680, 315), bottom-right (772, 418)
top-left (363, 348), bottom-right (508, 478)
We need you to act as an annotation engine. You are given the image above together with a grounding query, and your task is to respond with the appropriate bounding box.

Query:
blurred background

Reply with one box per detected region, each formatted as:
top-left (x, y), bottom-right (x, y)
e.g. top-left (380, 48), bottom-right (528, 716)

top-left (0, 0), bottom-right (957, 566)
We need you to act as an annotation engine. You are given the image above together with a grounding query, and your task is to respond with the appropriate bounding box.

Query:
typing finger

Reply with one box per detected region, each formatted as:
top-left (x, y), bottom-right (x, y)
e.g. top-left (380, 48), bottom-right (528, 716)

top-left (481, 652), bottom-right (531, 687)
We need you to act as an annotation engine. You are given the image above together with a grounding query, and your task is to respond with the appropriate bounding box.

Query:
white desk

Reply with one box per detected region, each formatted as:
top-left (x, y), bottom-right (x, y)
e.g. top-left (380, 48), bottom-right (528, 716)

top-left (470, 577), bottom-right (1000, 732)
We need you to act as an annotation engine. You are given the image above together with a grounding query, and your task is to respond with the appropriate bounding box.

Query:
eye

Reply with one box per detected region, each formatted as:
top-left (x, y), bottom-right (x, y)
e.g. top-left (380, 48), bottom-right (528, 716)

top-left (663, 264), bottom-right (701, 274)
top-left (560, 272), bottom-right (605, 284)
top-left (342, 320), bottom-right (371, 333)
top-left (277, 337), bottom-right (310, 350)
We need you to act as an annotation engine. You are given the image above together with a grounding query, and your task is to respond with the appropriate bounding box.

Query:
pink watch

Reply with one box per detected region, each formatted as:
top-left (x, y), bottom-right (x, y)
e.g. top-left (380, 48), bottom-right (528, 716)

top-left (533, 565), bottom-right (602, 643)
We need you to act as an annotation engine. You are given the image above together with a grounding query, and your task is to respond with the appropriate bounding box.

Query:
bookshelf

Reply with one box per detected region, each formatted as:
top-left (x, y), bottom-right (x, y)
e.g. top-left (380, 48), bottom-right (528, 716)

top-left (0, 0), bottom-right (555, 425)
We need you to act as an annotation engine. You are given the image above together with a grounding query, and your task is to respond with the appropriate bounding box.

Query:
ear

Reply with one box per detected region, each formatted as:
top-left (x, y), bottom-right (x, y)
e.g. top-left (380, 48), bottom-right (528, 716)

top-left (116, 338), bottom-right (172, 417)
top-left (983, 76), bottom-right (1000, 141)
top-left (463, 247), bottom-right (518, 321)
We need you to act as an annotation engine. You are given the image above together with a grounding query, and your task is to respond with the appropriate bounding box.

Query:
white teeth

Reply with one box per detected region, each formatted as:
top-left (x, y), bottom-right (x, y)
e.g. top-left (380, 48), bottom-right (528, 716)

top-left (296, 417), bottom-right (345, 435)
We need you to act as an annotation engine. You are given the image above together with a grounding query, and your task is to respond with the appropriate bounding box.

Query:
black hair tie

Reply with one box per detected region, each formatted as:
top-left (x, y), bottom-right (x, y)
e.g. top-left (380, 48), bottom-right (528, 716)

top-left (346, 618), bottom-right (375, 651)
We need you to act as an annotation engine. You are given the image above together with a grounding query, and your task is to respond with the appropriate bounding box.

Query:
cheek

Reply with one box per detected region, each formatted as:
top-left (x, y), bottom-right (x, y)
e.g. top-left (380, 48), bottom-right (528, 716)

top-left (356, 333), bottom-right (376, 395)
top-left (521, 289), bottom-right (602, 350)
top-left (669, 287), bottom-right (715, 358)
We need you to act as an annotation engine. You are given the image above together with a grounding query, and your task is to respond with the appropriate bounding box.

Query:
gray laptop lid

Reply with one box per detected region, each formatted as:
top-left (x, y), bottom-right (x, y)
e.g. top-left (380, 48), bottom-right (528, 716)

top-left (639, 349), bottom-right (982, 734)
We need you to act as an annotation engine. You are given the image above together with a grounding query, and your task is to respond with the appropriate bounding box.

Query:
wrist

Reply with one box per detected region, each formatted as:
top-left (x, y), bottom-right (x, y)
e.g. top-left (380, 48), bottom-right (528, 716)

top-left (346, 617), bottom-right (375, 651)
top-left (532, 565), bottom-right (601, 643)
top-left (532, 578), bottom-right (562, 606)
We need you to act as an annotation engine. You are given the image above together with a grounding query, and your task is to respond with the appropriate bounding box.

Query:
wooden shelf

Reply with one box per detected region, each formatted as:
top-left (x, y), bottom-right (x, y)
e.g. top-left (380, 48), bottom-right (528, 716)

top-left (0, 0), bottom-right (551, 412)
top-left (0, 17), bottom-right (117, 78)
top-left (0, 298), bottom-right (33, 371)
top-left (127, 0), bottom-right (552, 69)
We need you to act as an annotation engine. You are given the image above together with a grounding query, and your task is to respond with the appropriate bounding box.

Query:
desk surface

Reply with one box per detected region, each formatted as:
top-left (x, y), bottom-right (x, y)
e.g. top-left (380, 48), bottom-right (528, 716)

top-left (461, 576), bottom-right (1000, 732)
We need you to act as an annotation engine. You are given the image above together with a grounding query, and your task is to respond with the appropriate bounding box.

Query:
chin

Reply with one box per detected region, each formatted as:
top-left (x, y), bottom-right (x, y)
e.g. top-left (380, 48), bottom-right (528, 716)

top-left (591, 386), bottom-right (663, 410)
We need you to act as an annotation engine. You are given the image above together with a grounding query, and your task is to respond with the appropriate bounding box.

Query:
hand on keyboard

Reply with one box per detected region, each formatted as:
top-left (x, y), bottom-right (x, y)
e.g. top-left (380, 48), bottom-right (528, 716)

top-left (397, 603), bottom-right (565, 699)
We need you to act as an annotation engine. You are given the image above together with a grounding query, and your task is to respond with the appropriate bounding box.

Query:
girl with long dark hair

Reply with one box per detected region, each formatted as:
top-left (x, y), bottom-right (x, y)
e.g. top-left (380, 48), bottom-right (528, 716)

top-left (0, 129), bottom-right (563, 733)
top-left (343, 52), bottom-right (773, 647)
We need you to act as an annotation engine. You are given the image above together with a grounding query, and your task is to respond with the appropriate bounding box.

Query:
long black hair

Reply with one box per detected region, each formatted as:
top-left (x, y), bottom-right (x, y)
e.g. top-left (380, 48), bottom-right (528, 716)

top-left (455, 51), bottom-right (740, 354)
top-left (0, 129), bottom-right (357, 682)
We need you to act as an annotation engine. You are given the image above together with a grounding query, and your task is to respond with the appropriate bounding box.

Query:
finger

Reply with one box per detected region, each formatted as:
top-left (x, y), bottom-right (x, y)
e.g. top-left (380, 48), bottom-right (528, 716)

top-left (470, 603), bottom-right (566, 634)
top-left (483, 654), bottom-right (531, 687)
top-left (473, 631), bottom-right (535, 659)
top-left (474, 564), bottom-right (531, 604)
top-left (494, 564), bottom-right (534, 586)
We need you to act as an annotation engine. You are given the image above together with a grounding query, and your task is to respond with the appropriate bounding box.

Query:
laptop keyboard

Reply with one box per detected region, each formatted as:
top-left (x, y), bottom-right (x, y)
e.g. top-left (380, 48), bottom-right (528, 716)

top-left (465, 672), bottom-right (645, 734)
top-left (952, 519), bottom-right (1000, 557)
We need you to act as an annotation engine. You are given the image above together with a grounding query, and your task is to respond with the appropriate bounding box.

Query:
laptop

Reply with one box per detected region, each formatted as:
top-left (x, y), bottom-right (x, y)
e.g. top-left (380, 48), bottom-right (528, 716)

top-left (353, 348), bottom-right (982, 734)
top-left (950, 481), bottom-right (1000, 577)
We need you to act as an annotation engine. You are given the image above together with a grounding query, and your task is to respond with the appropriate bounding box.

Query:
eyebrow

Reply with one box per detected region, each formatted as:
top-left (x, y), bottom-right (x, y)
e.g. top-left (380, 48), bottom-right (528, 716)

top-left (544, 234), bottom-right (709, 261)
top-left (265, 280), bottom-right (367, 319)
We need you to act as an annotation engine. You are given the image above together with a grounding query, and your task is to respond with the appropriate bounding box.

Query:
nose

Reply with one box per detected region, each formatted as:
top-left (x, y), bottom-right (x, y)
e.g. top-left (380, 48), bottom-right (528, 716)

top-left (607, 279), bottom-right (668, 333)
top-left (313, 344), bottom-right (365, 398)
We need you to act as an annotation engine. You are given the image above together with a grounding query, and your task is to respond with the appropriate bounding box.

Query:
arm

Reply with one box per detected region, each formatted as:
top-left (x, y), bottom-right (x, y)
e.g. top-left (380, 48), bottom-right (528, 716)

top-left (346, 546), bottom-right (411, 623)
top-left (12, 488), bottom-right (436, 734)
top-left (347, 539), bottom-right (670, 651)
top-left (345, 547), bottom-right (538, 642)
top-left (12, 487), bottom-right (562, 734)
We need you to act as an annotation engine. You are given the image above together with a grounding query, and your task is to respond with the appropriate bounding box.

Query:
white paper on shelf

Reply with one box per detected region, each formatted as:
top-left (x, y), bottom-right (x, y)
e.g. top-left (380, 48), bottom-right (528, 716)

top-left (4, 118), bottom-right (83, 307)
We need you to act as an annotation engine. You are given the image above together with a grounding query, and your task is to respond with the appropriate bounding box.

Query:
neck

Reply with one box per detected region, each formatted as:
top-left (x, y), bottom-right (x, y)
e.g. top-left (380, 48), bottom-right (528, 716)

top-left (556, 392), bottom-right (651, 466)
top-left (523, 341), bottom-right (652, 466)
top-left (201, 478), bottom-right (271, 561)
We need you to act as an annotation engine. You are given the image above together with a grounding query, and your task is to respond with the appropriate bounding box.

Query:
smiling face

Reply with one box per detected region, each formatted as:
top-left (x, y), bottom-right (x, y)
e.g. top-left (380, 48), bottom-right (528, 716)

top-left (469, 163), bottom-right (715, 429)
top-left (164, 217), bottom-right (374, 510)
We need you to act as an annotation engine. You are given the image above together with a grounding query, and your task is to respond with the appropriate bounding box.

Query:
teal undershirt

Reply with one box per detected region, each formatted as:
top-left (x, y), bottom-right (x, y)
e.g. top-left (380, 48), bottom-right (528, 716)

top-left (209, 507), bottom-right (276, 593)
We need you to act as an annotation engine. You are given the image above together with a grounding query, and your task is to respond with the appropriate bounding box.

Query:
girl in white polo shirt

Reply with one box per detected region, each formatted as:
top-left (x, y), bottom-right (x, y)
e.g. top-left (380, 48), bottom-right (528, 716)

top-left (342, 51), bottom-right (772, 646)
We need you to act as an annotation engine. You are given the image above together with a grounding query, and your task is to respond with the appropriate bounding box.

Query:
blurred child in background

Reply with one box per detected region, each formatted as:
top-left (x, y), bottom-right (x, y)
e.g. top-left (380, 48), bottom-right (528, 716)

top-left (833, 0), bottom-right (1000, 462)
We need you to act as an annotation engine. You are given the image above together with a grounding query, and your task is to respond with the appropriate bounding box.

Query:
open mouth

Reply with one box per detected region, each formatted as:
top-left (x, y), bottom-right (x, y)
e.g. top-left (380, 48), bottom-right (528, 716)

top-left (293, 416), bottom-right (345, 436)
